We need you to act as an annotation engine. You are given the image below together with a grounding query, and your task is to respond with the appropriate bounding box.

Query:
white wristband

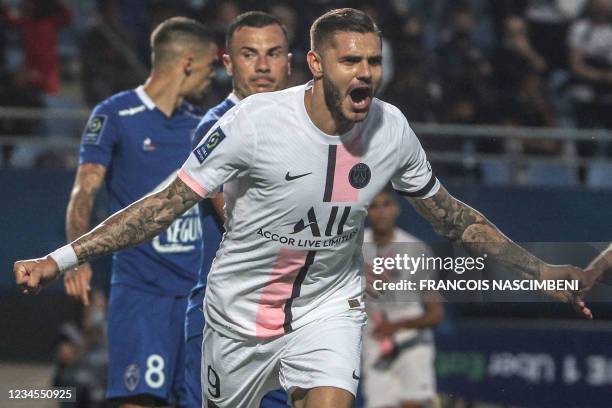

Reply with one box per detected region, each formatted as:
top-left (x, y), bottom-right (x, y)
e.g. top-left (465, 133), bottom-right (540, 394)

top-left (48, 244), bottom-right (79, 275)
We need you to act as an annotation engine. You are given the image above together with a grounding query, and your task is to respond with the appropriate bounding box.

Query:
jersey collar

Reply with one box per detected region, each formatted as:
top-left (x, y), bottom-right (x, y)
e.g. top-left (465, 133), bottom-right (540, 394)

top-left (227, 92), bottom-right (241, 105)
top-left (135, 86), bottom-right (156, 110)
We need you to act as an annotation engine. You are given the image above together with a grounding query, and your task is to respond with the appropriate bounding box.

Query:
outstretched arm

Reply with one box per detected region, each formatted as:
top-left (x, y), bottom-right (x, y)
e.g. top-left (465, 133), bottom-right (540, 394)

top-left (15, 176), bottom-right (203, 293)
top-left (73, 176), bottom-right (201, 263)
top-left (407, 186), bottom-right (591, 317)
top-left (409, 186), bottom-right (542, 279)
top-left (584, 244), bottom-right (612, 290)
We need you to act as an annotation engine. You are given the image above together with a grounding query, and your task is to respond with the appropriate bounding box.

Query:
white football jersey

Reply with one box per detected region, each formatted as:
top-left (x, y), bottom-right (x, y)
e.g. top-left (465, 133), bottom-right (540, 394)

top-left (179, 82), bottom-right (440, 340)
top-left (362, 228), bottom-right (435, 346)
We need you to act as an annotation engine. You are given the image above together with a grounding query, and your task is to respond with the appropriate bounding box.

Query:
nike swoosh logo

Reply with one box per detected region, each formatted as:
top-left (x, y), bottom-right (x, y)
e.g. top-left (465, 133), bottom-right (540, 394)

top-left (285, 171), bottom-right (312, 181)
top-left (352, 370), bottom-right (361, 380)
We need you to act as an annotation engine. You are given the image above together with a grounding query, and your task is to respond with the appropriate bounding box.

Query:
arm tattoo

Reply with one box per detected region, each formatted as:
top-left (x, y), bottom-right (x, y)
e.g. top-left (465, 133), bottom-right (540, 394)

top-left (72, 177), bottom-right (202, 264)
top-left (587, 244), bottom-right (612, 281)
top-left (409, 186), bottom-right (542, 280)
top-left (66, 163), bottom-right (106, 242)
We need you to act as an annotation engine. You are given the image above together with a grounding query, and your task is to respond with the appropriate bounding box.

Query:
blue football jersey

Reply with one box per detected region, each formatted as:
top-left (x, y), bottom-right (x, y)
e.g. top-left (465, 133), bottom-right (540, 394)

top-left (79, 86), bottom-right (203, 295)
top-left (186, 94), bottom-right (238, 321)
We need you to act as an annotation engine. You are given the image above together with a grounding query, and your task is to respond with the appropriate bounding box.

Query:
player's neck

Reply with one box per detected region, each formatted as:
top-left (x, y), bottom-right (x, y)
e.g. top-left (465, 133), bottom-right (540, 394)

top-left (305, 81), bottom-right (354, 135)
top-left (232, 89), bottom-right (244, 101)
top-left (142, 74), bottom-right (182, 117)
top-left (372, 229), bottom-right (395, 247)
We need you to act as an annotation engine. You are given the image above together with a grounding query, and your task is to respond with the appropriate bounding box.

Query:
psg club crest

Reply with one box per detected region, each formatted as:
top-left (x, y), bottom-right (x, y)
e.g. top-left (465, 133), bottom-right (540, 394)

top-left (124, 364), bottom-right (140, 391)
top-left (348, 162), bottom-right (371, 189)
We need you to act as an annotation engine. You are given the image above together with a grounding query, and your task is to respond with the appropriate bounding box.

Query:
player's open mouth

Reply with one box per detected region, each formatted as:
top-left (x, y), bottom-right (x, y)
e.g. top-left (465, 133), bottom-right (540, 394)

top-left (349, 86), bottom-right (371, 110)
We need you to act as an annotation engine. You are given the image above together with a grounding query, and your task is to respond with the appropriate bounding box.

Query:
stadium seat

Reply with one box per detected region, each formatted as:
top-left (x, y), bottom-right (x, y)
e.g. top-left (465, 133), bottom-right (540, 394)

top-left (587, 162), bottom-right (612, 190)
top-left (480, 160), bottom-right (512, 185)
top-left (524, 162), bottom-right (578, 187)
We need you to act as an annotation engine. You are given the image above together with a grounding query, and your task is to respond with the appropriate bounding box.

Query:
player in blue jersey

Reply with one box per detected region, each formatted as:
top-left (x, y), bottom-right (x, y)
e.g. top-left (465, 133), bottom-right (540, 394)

top-left (62, 17), bottom-right (217, 407)
top-left (184, 11), bottom-right (292, 408)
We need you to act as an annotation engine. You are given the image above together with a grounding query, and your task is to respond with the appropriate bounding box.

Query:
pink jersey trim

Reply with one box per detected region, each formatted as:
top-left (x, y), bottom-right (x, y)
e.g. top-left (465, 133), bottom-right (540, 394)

top-left (255, 248), bottom-right (308, 339)
top-left (331, 143), bottom-right (361, 202)
top-left (177, 169), bottom-right (207, 198)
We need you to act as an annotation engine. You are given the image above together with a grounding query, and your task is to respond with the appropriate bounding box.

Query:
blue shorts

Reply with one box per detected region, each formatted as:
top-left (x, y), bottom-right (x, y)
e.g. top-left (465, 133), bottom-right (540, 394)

top-left (184, 304), bottom-right (289, 408)
top-left (107, 284), bottom-right (188, 405)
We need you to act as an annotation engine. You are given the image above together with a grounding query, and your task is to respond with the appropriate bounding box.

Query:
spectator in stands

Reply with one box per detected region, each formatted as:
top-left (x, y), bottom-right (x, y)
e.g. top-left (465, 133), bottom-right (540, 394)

top-left (269, 1), bottom-right (310, 87)
top-left (148, 0), bottom-right (184, 28)
top-left (525, 0), bottom-right (583, 71)
top-left (0, 13), bottom-right (6, 70)
top-left (568, 0), bottom-right (612, 160)
top-left (568, 0), bottom-right (612, 131)
top-left (382, 13), bottom-right (439, 122)
top-left (209, 0), bottom-right (242, 47)
top-left (436, 3), bottom-right (498, 124)
top-left (353, 1), bottom-right (396, 94)
top-left (52, 290), bottom-right (109, 408)
top-left (80, 0), bottom-right (144, 108)
top-left (1, 0), bottom-right (71, 94)
top-left (0, 68), bottom-right (44, 166)
top-left (77, 290), bottom-right (109, 407)
top-left (494, 15), bottom-right (560, 154)
top-left (52, 323), bottom-right (88, 407)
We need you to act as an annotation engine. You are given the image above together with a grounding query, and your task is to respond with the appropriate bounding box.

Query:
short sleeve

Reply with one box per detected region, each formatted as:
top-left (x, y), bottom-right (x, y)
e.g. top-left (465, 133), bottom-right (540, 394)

top-left (179, 105), bottom-right (256, 198)
top-left (79, 102), bottom-right (120, 167)
top-left (192, 119), bottom-right (218, 150)
top-left (391, 119), bottom-right (439, 199)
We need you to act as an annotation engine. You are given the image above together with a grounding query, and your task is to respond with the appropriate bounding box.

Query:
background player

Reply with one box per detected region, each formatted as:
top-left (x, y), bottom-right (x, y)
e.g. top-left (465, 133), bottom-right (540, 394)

top-left (62, 17), bottom-right (217, 407)
top-left (362, 189), bottom-right (443, 408)
top-left (184, 11), bottom-right (291, 408)
top-left (15, 8), bottom-right (590, 408)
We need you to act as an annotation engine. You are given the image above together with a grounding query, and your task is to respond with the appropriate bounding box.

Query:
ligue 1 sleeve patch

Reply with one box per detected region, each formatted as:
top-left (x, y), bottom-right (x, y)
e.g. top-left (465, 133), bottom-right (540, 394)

top-left (193, 127), bottom-right (226, 164)
top-left (82, 115), bottom-right (107, 145)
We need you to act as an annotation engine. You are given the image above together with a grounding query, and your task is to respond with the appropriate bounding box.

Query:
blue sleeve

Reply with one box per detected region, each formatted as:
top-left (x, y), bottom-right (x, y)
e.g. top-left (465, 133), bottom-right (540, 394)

top-left (192, 119), bottom-right (218, 150)
top-left (79, 101), bottom-right (121, 167)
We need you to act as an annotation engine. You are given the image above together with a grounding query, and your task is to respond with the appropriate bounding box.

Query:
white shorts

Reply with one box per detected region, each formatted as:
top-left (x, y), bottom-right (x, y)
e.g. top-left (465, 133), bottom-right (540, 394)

top-left (362, 342), bottom-right (436, 408)
top-left (202, 309), bottom-right (366, 408)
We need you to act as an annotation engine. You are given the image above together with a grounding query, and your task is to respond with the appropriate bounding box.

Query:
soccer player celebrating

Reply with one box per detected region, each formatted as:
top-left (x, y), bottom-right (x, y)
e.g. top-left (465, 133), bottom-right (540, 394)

top-left (184, 11), bottom-right (291, 408)
top-left (16, 9), bottom-right (590, 408)
top-left (62, 17), bottom-right (217, 408)
top-left (361, 189), bottom-right (443, 408)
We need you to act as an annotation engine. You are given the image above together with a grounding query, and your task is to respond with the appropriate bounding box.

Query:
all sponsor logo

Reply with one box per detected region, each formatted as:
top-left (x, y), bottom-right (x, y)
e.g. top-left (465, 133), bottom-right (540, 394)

top-left (292, 206), bottom-right (351, 237)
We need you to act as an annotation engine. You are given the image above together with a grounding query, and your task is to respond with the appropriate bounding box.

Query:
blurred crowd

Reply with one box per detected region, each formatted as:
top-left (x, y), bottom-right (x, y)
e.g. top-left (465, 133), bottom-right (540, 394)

top-left (52, 290), bottom-right (109, 408)
top-left (1, 0), bottom-right (612, 170)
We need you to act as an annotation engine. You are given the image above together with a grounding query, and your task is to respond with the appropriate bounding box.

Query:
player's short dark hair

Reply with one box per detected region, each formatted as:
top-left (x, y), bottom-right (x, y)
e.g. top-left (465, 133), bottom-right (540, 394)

top-left (226, 11), bottom-right (289, 52)
top-left (150, 17), bottom-right (215, 67)
top-left (310, 8), bottom-right (381, 52)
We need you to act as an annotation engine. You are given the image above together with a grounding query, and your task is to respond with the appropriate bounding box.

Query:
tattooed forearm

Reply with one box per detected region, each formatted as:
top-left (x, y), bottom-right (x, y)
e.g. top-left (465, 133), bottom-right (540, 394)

top-left (409, 186), bottom-right (543, 280)
top-left (587, 244), bottom-right (612, 281)
top-left (71, 177), bottom-right (202, 264)
top-left (66, 163), bottom-right (106, 242)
